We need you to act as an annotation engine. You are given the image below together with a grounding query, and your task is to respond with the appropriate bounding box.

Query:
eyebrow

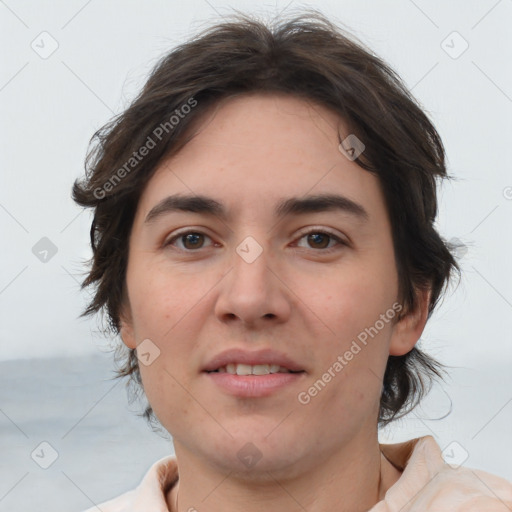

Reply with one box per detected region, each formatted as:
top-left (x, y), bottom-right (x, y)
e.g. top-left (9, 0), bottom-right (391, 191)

top-left (144, 193), bottom-right (369, 225)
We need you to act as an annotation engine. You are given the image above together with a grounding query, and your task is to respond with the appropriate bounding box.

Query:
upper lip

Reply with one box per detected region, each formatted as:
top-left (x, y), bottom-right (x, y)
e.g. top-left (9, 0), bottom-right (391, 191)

top-left (202, 348), bottom-right (305, 372)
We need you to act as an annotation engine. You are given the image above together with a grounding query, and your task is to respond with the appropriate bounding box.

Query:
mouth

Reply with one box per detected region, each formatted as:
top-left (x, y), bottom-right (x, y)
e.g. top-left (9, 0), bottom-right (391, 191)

top-left (202, 348), bottom-right (306, 397)
top-left (204, 363), bottom-right (306, 398)
top-left (206, 363), bottom-right (305, 375)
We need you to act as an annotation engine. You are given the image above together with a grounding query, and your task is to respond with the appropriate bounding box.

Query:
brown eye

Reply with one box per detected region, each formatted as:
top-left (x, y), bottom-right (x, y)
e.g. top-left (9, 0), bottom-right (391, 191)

top-left (165, 231), bottom-right (213, 251)
top-left (181, 232), bottom-right (205, 250)
top-left (295, 229), bottom-right (347, 252)
top-left (307, 233), bottom-right (331, 249)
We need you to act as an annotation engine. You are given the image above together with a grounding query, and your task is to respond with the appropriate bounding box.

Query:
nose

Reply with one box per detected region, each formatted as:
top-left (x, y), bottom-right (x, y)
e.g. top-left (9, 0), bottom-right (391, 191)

top-left (214, 239), bottom-right (292, 328)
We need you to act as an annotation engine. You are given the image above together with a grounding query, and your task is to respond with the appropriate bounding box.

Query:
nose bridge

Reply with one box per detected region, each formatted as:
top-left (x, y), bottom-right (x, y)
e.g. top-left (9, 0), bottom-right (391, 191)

top-left (215, 234), bottom-right (290, 324)
top-left (233, 235), bottom-right (270, 293)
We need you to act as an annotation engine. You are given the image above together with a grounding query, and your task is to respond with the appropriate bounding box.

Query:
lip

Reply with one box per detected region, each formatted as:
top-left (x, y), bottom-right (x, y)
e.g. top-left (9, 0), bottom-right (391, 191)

top-left (205, 372), bottom-right (305, 398)
top-left (202, 347), bottom-right (305, 373)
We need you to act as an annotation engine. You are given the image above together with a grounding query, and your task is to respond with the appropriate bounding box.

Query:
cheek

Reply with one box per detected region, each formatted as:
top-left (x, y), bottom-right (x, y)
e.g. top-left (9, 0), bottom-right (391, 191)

top-left (294, 261), bottom-right (396, 400)
top-left (138, 360), bottom-right (196, 428)
top-left (294, 262), bottom-right (395, 338)
top-left (127, 261), bottom-right (212, 338)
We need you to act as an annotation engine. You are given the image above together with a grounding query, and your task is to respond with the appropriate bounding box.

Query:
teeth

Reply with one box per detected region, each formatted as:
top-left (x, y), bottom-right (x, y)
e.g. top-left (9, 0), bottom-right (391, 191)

top-left (235, 363), bottom-right (252, 376)
top-left (251, 364), bottom-right (270, 375)
top-left (219, 363), bottom-right (291, 375)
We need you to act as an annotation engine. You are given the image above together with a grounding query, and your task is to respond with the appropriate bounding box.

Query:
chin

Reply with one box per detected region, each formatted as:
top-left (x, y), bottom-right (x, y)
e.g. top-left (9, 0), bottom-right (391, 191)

top-left (206, 445), bottom-right (303, 481)
top-left (212, 428), bottom-right (303, 464)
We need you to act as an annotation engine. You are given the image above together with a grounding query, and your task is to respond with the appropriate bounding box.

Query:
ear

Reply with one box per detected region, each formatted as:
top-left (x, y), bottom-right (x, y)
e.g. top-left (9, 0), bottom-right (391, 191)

top-left (119, 302), bottom-right (137, 350)
top-left (389, 288), bottom-right (431, 356)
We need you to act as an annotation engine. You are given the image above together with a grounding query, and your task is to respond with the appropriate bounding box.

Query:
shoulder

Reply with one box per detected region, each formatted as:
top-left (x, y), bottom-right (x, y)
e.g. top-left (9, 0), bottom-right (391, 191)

top-left (412, 464), bottom-right (512, 511)
top-left (81, 489), bottom-right (135, 512)
top-left (373, 435), bottom-right (512, 512)
top-left (81, 455), bottom-right (178, 512)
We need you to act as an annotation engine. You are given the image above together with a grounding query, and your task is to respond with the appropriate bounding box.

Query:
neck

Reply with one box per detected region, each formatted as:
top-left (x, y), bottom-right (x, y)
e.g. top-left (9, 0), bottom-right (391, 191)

top-left (167, 434), bottom-right (402, 512)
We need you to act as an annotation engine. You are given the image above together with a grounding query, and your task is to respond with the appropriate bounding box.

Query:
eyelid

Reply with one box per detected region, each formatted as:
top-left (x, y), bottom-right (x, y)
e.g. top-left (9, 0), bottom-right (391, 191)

top-left (163, 227), bottom-right (216, 250)
top-left (163, 224), bottom-right (351, 251)
top-left (293, 226), bottom-right (349, 252)
top-left (294, 226), bottom-right (349, 244)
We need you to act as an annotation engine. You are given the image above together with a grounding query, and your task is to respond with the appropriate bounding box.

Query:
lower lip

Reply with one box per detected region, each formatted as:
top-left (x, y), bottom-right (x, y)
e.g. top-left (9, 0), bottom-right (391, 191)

top-left (204, 371), bottom-right (305, 397)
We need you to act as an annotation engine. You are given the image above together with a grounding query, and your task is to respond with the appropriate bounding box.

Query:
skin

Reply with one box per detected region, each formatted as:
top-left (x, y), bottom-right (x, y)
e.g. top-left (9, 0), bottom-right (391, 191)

top-left (119, 92), bottom-right (430, 512)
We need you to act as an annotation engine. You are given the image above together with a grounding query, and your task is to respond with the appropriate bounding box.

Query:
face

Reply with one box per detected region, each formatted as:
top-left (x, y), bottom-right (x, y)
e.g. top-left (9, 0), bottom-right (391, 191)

top-left (119, 93), bottom-right (427, 478)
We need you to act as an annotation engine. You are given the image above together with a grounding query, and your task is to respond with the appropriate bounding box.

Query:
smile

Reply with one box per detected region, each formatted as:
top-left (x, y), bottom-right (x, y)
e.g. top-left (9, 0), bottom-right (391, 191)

top-left (207, 363), bottom-right (303, 375)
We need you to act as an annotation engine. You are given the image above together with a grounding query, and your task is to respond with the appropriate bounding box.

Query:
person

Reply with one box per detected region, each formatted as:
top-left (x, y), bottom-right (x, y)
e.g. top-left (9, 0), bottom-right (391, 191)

top-left (72, 9), bottom-right (512, 512)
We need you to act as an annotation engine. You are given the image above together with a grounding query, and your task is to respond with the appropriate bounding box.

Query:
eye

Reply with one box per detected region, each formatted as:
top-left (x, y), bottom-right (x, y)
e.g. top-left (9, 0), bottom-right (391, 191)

top-left (295, 229), bottom-right (347, 252)
top-left (164, 230), bottom-right (215, 251)
top-left (163, 228), bottom-right (348, 253)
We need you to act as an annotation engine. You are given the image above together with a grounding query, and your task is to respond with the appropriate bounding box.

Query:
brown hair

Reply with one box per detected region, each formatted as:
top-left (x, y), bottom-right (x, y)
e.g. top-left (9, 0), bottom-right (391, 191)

top-left (72, 10), bottom-right (459, 428)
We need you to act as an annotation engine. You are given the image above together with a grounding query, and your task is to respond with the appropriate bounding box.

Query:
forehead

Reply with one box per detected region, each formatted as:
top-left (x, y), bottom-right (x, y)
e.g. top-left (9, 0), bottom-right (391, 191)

top-left (178, 92), bottom-right (346, 164)
top-left (134, 92), bottom-right (386, 226)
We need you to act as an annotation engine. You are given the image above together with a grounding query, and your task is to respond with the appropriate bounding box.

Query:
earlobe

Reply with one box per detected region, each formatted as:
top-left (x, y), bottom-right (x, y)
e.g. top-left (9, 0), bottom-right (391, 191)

top-left (120, 322), bottom-right (137, 349)
top-left (389, 288), bottom-right (431, 356)
top-left (119, 306), bottom-right (137, 350)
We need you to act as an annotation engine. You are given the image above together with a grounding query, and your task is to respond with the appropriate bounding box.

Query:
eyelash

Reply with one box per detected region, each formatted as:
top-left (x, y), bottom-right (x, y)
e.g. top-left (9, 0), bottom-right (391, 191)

top-left (163, 228), bottom-right (348, 254)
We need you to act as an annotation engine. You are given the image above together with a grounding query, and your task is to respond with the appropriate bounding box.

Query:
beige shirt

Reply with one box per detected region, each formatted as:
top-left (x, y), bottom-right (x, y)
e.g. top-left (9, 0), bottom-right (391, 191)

top-left (84, 435), bottom-right (512, 511)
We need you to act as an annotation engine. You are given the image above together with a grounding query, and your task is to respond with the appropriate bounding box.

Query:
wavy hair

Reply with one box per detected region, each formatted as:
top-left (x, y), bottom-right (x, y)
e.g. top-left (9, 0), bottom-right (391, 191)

top-left (72, 10), bottom-right (459, 429)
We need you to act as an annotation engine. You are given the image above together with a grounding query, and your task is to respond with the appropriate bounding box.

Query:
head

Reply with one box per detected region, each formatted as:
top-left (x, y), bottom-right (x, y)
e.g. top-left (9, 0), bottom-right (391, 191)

top-left (73, 10), bottom-right (458, 464)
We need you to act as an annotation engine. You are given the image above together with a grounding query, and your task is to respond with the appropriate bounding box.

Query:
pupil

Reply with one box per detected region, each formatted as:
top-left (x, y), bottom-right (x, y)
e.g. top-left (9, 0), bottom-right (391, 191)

top-left (184, 233), bottom-right (203, 249)
top-left (309, 233), bottom-right (329, 249)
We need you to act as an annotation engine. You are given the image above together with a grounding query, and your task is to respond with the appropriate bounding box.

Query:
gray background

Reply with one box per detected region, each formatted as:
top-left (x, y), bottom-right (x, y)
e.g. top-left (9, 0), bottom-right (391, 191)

top-left (1, 0), bottom-right (511, 511)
